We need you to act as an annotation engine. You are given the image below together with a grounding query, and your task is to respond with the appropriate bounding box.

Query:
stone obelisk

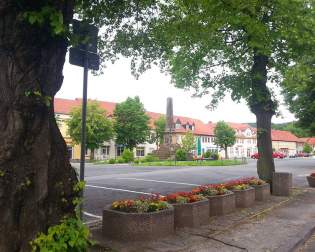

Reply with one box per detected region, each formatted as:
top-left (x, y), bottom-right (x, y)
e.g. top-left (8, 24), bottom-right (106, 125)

top-left (166, 97), bottom-right (174, 145)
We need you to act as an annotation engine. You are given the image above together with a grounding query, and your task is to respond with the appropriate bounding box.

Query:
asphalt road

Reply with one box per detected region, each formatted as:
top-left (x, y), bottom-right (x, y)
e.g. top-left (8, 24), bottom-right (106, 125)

top-left (72, 158), bottom-right (315, 222)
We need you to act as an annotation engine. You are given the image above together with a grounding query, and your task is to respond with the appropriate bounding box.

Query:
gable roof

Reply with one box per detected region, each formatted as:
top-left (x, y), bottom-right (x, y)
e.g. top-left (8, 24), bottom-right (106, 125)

top-left (299, 137), bottom-right (315, 145)
top-left (271, 130), bottom-right (301, 142)
top-left (54, 98), bottom-right (117, 115)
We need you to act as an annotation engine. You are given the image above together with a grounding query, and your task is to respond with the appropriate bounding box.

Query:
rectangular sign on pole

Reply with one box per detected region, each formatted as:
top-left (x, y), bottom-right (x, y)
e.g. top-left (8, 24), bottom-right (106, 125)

top-left (72, 19), bottom-right (98, 53)
top-left (69, 48), bottom-right (100, 70)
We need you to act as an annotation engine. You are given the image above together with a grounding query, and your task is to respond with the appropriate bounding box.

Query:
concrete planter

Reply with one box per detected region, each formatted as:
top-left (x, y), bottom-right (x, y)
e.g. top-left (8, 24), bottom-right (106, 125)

top-left (102, 206), bottom-right (174, 241)
top-left (307, 176), bottom-right (315, 187)
top-left (172, 199), bottom-right (209, 228)
top-left (232, 187), bottom-right (255, 208)
top-left (252, 183), bottom-right (270, 201)
top-left (272, 172), bottom-right (292, 196)
top-left (206, 191), bottom-right (236, 216)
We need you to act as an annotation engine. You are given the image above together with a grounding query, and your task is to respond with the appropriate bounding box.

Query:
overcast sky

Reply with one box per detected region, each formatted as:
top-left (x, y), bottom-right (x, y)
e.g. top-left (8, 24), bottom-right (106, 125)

top-left (57, 57), bottom-right (295, 124)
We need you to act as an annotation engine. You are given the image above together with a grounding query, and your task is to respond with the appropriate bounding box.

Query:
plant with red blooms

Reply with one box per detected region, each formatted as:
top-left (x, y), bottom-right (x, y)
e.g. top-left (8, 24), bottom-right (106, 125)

top-left (224, 179), bottom-right (245, 190)
top-left (111, 195), bottom-right (170, 213)
top-left (165, 192), bottom-right (205, 204)
top-left (193, 184), bottom-right (229, 197)
top-left (230, 184), bottom-right (250, 191)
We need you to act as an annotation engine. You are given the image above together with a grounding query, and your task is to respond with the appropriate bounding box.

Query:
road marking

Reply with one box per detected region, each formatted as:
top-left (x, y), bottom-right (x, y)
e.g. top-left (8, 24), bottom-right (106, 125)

top-left (86, 184), bottom-right (163, 196)
top-left (298, 174), bottom-right (309, 177)
top-left (83, 211), bottom-right (102, 219)
top-left (116, 177), bottom-right (201, 186)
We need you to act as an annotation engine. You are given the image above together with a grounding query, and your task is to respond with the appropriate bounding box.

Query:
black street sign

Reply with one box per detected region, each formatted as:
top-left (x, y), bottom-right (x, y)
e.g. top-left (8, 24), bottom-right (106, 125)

top-left (72, 19), bottom-right (98, 53)
top-left (69, 47), bottom-right (100, 70)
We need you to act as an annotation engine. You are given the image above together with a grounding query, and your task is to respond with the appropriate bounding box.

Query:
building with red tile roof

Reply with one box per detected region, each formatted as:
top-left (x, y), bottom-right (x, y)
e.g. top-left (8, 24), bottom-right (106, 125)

top-left (54, 98), bottom-right (303, 159)
top-left (299, 137), bottom-right (315, 152)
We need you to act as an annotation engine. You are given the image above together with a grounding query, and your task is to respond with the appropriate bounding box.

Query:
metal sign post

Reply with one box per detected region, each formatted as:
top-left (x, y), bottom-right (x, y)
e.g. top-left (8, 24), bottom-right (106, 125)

top-left (69, 20), bottom-right (100, 183)
top-left (79, 52), bottom-right (89, 182)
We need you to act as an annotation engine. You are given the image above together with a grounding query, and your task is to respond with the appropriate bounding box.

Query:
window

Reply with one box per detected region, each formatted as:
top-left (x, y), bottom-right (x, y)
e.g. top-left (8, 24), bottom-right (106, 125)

top-left (102, 146), bottom-right (110, 156)
top-left (117, 146), bottom-right (124, 156)
top-left (67, 146), bottom-right (72, 159)
top-left (136, 147), bottom-right (145, 157)
top-left (175, 123), bottom-right (181, 129)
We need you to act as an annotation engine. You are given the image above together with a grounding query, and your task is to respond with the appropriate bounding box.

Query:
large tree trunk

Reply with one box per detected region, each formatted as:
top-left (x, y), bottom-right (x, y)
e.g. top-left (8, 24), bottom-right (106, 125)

top-left (249, 54), bottom-right (276, 183)
top-left (224, 146), bottom-right (228, 159)
top-left (90, 148), bottom-right (95, 160)
top-left (255, 111), bottom-right (275, 182)
top-left (0, 1), bottom-right (77, 251)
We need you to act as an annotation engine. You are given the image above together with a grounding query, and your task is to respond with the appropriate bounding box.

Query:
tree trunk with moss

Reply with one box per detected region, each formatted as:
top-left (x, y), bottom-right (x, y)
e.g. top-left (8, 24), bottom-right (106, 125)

top-left (0, 1), bottom-right (78, 251)
top-left (250, 54), bottom-right (276, 183)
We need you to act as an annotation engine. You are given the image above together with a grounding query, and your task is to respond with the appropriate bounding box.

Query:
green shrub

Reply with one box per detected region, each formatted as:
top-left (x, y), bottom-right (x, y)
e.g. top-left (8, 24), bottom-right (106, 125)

top-left (176, 148), bottom-right (187, 161)
top-left (122, 149), bottom-right (134, 162)
top-left (31, 217), bottom-right (92, 251)
top-left (211, 153), bottom-right (219, 160)
top-left (108, 158), bottom-right (116, 164)
top-left (143, 153), bottom-right (159, 162)
top-left (133, 159), bottom-right (140, 164)
top-left (203, 150), bottom-right (211, 158)
top-left (117, 157), bottom-right (125, 163)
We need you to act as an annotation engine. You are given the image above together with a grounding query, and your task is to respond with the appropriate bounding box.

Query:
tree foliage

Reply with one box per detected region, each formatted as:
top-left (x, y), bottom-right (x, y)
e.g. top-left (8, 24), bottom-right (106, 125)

top-left (104, 0), bottom-right (314, 182)
top-left (214, 121), bottom-right (236, 159)
top-left (282, 56), bottom-right (315, 135)
top-left (67, 101), bottom-right (113, 159)
top-left (303, 143), bottom-right (313, 154)
top-left (181, 132), bottom-right (196, 153)
top-left (113, 97), bottom-right (150, 150)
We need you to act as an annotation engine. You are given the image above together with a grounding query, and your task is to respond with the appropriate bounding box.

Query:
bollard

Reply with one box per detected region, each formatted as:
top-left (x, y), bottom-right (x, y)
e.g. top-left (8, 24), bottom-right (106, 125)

top-left (272, 172), bottom-right (292, 196)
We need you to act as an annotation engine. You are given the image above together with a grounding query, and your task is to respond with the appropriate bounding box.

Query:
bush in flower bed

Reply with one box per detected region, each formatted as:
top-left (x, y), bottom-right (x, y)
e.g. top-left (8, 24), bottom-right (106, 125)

top-left (192, 184), bottom-right (235, 216)
top-left (241, 177), bottom-right (270, 201)
top-left (192, 184), bottom-right (229, 196)
top-left (103, 195), bottom-right (174, 241)
top-left (163, 192), bottom-right (209, 228)
top-left (307, 172), bottom-right (315, 187)
top-left (111, 195), bottom-right (171, 213)
top-left (163, 192), bottom-right (206, 204)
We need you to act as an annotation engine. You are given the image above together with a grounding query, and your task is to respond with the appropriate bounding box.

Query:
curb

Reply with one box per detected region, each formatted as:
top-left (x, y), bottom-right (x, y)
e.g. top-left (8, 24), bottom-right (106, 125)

top-left (288, 225), bottom-right (315, 252)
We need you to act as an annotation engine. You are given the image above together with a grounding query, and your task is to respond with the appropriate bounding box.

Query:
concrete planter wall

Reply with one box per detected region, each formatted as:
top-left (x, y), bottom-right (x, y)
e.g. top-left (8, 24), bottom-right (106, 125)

top-left (307, 176), bottom-right (315, 187)
top-left (272, 172), bottom-right (292, 196)
top-left (102, 207), bottom-right (174, 241)
top-left (252, 183), bottom-right (270, 201)
top-left (207, 192), bottom-right (236, 216)
top-left (232, 187), bottom-right (255, 208)
top-left (172, 199), bottom-right (209, 228)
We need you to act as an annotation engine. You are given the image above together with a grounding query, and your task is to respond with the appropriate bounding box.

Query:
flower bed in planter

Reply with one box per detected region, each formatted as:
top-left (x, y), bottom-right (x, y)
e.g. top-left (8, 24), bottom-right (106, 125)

top-left (225, 182), bottom-right (255, 208)
top-left (193, 184), bottom-right (235, 216)
top-left (163, 192), bottom-right (209, 228)
top-left (242, 177), bottom-right (270, 201)
top-left (103, 196), bottom-right (174, 241)
top-left (307, 173), bottom-right (315, 187)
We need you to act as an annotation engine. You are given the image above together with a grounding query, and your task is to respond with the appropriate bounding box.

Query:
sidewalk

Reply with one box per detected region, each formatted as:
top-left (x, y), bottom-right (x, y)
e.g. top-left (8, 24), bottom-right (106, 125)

top-left (90, 188), bottom-right (315, 252)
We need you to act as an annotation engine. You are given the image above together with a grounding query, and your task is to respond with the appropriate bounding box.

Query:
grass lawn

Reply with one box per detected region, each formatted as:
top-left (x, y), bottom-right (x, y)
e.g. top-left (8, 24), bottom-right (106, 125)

top-left (134, 159), bottom-right (245, 166)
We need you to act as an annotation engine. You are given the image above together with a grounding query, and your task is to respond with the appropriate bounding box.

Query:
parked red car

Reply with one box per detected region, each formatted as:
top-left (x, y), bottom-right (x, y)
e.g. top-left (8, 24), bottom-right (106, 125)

top-left (251, 152), bottom-right (285, 159)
